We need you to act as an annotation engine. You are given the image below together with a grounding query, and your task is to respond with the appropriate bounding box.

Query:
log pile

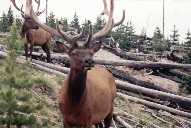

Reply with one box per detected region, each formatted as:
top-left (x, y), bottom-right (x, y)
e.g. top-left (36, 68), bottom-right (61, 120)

top-left (0, 48), bottom-right (191, 127)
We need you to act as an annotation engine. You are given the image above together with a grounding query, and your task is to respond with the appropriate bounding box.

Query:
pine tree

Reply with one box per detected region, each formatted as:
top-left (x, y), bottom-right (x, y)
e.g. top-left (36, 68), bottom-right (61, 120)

top-left (7, 7), bottom-right (14, 31)
top-left (0, 12), bottom-right (9, 32)
top-left (70, 13), bottom-right (80, 33)
top-left (47, 12), bottom-right (56, 29)
top-left (112, 23), bottom-right (130, 50)
top-left (170, 25), bottom-right (180, 46)
top-left (185, 30), bottom-right (191, 47)
top-left (60, 17), bottom-right (68, 31)
top-left (126, 21), bottom-right (135, 48)
top-left (0, 23), bottom-right (42, 128)
top-left (15, 17), bottom-right (22, 30)
top-left (152, 27), bottom-right (167, 52)
top-left (93, 16), bottom-right (105, 33)
top-left (82, 19), bottom-right (91, 36)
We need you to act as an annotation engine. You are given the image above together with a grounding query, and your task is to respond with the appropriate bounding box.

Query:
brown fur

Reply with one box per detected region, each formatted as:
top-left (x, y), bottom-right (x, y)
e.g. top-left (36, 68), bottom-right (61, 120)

top-left (59, 66), bottom-right (116, 127)
top-left (24, 27), bottom-right (52, 62)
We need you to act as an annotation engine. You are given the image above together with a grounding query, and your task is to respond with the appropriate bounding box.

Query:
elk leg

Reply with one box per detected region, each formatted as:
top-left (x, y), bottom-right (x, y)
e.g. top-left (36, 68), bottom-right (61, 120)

top-left (104, 111), bottom-right (113, 128)
top-left (42, 43), bottom-right (51, 63)
top-left (29, 44), bottom-right (33, 61)
top-left (24, 43), bottom-right (28, 60)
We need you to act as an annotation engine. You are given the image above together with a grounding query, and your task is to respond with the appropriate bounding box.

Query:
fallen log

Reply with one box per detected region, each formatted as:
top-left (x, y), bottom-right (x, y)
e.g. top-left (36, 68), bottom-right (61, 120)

top-left (113, 115), bottom-right (133, 128)
top-left (1, 51), bottom-right (191, 110)
top-left (103, 45), bottom-right (164, 61)
top-left (27, 59), bottom-right (191, 109)
top-left (0, 51), bottom-right (67, 77)
top-left (106, 66), bottom-right (175, 93)
top-left (167, 50), bottom-right (183, 63)
top-left (19, 50), bottom-right (191, 70)
top-left (117, 80), bottom-right (191, 110)
top-left (169, 69), bottom-right (191, 79)
top-left (32, 59), bottom-right (70, 74)
top-left (32, 63), bottom-right (67, 77)
top-left (117, 93), bottom-right (191, 118)
top-left (30, 60), bottom-right (175, 93)
top-left (95, 59), bottom-right (191, 70)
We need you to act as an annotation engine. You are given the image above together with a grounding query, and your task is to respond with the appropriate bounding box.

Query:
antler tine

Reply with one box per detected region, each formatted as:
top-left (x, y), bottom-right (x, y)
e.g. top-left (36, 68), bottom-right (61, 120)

top-left (57, 22), bottom-right (74, 42)
top-left (91, 0), bottom-right (114, 41)
top-left (101, 0), bottom-right (109, 16)
top-left (113, 10), bottom-right (125, 27)
top-left (29, 3), bottom-right (81, 44)
top-left (29, 0), bottom-right (61, 37)
top-left (85, 23), bottom-right (93, 48)
top-left (35, 0), bottom-right (40, 13)
top-left (72, 27), bottom-right (85, 41)
top-left (35, 0), bottom-right (45, 16)
top-left (10, 0), bottom-right (24, 15)
top-left (36, 9), bottom-right (45, 16)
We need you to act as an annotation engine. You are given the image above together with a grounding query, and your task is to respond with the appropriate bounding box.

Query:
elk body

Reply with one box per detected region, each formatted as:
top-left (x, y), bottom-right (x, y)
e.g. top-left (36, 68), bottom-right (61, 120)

top-left (11, 0), bottom-right (52, 62)
top-left (27, 0), bottom-right (125, 127)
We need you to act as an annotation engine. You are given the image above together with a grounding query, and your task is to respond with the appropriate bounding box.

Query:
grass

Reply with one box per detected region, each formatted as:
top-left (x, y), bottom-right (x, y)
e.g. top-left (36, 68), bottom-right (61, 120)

top-left (0, 59), bottom-right (64, 128)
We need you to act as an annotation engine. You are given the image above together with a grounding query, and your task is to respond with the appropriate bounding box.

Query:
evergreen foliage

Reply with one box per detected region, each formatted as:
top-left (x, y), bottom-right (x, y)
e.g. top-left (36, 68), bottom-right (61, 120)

top-left (112, 21), bottom-right (135, 50)
top-left (15, 17), bottom-right (22, 31)
top-left (47, 12), bottom-right (56, 29)
top-left (60, 17), bottom-right (69, 31)
top-left (82, 19), bottom-right (91, 36)
top-left (70, 13), bottom-right (80, 33)
top-left (0, 23), bottom-right (42, 128)
top-left (7, 7), bottom-right (14, 31)
top-left (93, 16), bottom-right (105, 33)
top-left (170, 25), bottom-right (180, 46)
top-left (184, 30), bottom-right (191, 47)
top-left (0, 7), bottom-right (14, 32)
top-left (152, 27), bottom-right (167, 52)
top-left (0, 12), bottom-right (9, 32)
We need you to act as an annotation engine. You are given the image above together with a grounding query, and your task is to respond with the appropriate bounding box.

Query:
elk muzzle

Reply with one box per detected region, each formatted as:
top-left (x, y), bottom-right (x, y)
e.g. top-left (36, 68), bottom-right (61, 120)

top-left (84, 58), bottom-right (95, 68)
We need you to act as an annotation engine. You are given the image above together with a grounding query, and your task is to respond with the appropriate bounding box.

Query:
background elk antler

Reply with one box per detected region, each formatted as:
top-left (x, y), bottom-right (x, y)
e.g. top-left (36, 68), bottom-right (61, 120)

top-left (101, 0), bottom-right (126, 27)
top-left (27, 0), bottom-right (124, 50)
top-left (10, 0), bottom-right (44, 17)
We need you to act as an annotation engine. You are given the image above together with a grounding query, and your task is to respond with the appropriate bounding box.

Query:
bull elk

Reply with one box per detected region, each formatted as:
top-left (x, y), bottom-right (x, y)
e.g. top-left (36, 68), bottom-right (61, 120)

top-left (10, 0), bottom-right (52, 62)
top-left (27, 0), bottom-right (125, 127)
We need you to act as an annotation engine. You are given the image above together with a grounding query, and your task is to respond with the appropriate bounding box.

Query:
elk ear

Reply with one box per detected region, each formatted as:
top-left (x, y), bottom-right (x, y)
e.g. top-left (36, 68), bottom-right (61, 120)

top-left (56, 41), bottom-right (70, 54)
top-left (91, 41), bottom-right (102, 53)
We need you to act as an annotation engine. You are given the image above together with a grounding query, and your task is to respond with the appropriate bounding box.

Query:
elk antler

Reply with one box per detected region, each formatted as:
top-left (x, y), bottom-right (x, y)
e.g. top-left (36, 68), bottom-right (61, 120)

top-left (91, 0), bottom-right (114, 41)
top-left (34, 0), bottom-right (45, 16)
top-left (101, 0), bottom-right (109, 15)
top-left (10, 0), bottom-right (25, 17)
top-left (113, 10), bottom-right (125, 27)
top-left (28, 0), bottom-right (84, 45)
top-left (28, 0), bottom-right (117, 49)
top-left (100, 0), bottom-right (125, 27)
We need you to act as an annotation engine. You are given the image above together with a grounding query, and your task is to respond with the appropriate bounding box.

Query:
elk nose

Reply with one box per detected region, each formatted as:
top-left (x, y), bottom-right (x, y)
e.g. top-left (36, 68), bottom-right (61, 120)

top-left (85, 59), bottom-right (94, 67)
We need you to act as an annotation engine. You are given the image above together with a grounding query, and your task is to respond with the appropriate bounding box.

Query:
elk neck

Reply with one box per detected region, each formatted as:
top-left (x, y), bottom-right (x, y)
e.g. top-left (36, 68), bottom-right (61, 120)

top-left (68, 66), bottom-right (87, 105)
top-left (21, 25), bottom-right (29, 38)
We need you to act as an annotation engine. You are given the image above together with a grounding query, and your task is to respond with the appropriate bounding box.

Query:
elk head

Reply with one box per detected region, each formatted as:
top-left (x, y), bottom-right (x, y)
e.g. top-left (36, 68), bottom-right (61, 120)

top-left (10, 0), bottom-right (45, 37)
top-left (27, 0), bottom-right (125, 69)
